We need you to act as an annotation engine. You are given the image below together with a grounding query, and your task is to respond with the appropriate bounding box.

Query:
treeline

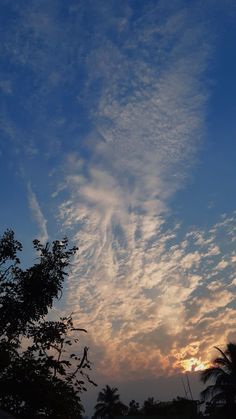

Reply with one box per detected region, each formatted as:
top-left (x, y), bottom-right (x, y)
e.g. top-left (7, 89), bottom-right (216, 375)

top-left (92, 385), bottom-right (200, 418)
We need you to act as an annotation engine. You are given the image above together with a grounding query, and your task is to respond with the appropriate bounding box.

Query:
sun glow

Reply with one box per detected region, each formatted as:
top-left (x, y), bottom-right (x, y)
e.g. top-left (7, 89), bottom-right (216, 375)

top-left (181, 357), bottom-right (208, 372)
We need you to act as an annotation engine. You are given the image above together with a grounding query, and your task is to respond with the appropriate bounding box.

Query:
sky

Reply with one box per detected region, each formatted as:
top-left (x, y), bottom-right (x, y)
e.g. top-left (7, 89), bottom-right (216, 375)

top-left (1, 0), bottom-right (236, 414)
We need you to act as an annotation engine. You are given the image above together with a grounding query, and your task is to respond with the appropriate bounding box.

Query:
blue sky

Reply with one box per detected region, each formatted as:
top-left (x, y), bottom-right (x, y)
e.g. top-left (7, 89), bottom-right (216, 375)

top-left (1, 0), bottom-right (236, 413)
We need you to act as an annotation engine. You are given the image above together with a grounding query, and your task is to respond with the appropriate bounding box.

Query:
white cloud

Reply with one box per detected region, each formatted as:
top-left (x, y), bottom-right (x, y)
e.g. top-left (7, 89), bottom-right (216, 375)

top-left (53, 4), bottom-right (236, 381)
top-left (27, 183), bottom-right (49, 244)
top-left (215, 259), bottom-right (229, 270)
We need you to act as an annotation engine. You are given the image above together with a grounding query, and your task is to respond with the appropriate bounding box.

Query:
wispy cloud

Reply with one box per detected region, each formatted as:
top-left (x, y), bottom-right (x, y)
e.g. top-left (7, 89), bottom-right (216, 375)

top-left (55, 3), bottom-right (229, 381)
top-left (63, 212), bottom-right (236, 381)
top-left (0, 0), bottom-right (235, 386)
top-left (27, 183), bottom-right (48, 244)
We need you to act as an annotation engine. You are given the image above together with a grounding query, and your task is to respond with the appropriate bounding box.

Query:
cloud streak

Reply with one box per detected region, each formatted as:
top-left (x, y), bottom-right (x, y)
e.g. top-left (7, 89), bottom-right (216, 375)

top-left (28, 183), bottom-right (48, 244)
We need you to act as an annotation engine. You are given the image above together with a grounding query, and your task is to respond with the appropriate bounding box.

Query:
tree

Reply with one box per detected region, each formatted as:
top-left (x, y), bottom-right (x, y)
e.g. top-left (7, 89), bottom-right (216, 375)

top-left (141, 397), bottom-right (199, 417)
top-left (93, 385), bottom-right (127, 418)
top-left (127, 399), bottom-right (141, 415)
top-left (142, 397), bottom-right (159, 416)
top-left (201, 342), bottom-right (236, 417)
top-left (0, 229), bottom-right (95, 418)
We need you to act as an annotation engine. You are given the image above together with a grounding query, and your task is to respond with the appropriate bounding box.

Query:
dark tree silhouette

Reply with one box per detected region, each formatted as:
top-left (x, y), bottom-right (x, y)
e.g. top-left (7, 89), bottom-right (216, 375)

top-left (93, 385), bottom-right (127, 418)
top-left (127, 399), bottom-right (141, 415)
top-left (0, 229), bottom-right (95, 418)
top-left (201, 342), bottom-right (236, 417)
top-left (142, 397), bottom-right (159, 415)
top-left (141, 396), bottom-right (199, 417)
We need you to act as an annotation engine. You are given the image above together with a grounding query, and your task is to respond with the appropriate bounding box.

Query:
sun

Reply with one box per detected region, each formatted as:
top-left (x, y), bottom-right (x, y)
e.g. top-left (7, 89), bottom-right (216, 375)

top-left (181, 357), bottom-right (208, 372)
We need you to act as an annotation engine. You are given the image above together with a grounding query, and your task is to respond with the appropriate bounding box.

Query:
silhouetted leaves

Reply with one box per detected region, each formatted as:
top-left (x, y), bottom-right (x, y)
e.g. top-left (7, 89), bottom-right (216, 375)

top-left (201, 342), bottom-right (236, 418)
top-left (93, 385), bottom-right (127, 418)
top-left (0, 230), bottom-right (94, 418)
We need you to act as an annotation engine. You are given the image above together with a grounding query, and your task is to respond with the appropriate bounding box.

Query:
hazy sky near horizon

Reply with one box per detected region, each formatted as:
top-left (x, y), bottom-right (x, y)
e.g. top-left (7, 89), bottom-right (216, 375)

top-left (1, 0), bottom-right (236, 410)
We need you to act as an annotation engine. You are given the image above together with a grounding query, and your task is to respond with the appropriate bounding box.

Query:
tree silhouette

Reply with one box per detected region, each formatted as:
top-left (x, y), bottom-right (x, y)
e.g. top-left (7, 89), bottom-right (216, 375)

top-left (127, 399), bottom-right (141, 415)
top-left (142, 397), bottom-right (159, 415)
top-left (201, 342), bottom-right (236, 417)
top-left (93, 385), bottom-right (127, 418)
top-left (0, 229), bottom-right (95, 418)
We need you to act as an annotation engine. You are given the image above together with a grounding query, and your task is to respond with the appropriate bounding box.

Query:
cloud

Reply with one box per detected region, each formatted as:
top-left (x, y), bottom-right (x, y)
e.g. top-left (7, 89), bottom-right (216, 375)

top-left (27, 183), bottom-right (49, 243)
top-left (53, 2), bottom-right (234, 381)
top-left (0, 80), bottom-right (12, 95)
top-left (0, 0), bottom-right (235, 387)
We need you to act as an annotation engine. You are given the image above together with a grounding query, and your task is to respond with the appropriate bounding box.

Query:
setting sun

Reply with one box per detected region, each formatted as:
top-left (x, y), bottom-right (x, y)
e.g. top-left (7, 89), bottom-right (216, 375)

top-left (181, 357), bottom-right (208, 372)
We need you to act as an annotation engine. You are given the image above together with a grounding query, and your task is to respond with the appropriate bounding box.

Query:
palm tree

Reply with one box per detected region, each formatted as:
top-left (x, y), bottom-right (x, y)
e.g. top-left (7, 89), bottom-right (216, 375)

top-left (201, 342), bottom-right (236, 416)
top-left (93, 385), bottom-right (127, 418)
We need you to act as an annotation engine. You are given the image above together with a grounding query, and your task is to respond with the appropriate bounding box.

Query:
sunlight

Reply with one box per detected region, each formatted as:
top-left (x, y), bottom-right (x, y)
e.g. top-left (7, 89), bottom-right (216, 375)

top-left (181, 357), bottom-right (208, 372)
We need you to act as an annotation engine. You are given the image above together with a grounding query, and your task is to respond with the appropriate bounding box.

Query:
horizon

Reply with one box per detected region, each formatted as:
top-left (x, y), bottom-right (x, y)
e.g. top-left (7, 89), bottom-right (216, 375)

top-left (1, 0), bottom-right (236, 416)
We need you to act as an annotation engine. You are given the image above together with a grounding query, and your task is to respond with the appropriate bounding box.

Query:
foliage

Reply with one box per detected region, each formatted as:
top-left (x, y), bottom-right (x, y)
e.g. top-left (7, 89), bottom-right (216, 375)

top-left (93, 385), bottom-right (127, 418)
top-left (92, 386), bottom-right (200, 418)
top-left (127, 399), bottom-right (141, 415)
top-left (0, 229), bottom-right (95, 418)
top-left (201, 342), bottom-right (236, 417)
top-left (127, 396), bottom-right (199, 417)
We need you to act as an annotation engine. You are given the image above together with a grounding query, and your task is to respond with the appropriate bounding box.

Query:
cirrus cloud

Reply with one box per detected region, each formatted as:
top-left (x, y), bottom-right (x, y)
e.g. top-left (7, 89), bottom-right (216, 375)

top-left (55, 2), bottom-right (235, 382)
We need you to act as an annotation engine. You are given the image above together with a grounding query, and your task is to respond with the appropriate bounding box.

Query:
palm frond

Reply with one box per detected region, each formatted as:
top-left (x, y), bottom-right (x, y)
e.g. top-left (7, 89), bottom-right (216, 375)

top-left (215, 372), bottom-right (232, 386)
top-left (201, 383), bottom-right (232, 401)
top-left (95, 402), bottom-right (106, 410)
top-left (201, 366), bottom-right (226, 383)
top-left (201, 385), bottom-right (219, 401)
top-left (94, 385), bottom-right (122, 417)
top-left (213, 357), bottom-right (232, 374)
top-left (94, 403), bottom-right (107, 417)
top-left (201, 342), bottom-right (236, 412)
top-left (214, 347), bottom-right (232, 368)
top-left (226, 343), bottom-right (236, 367)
